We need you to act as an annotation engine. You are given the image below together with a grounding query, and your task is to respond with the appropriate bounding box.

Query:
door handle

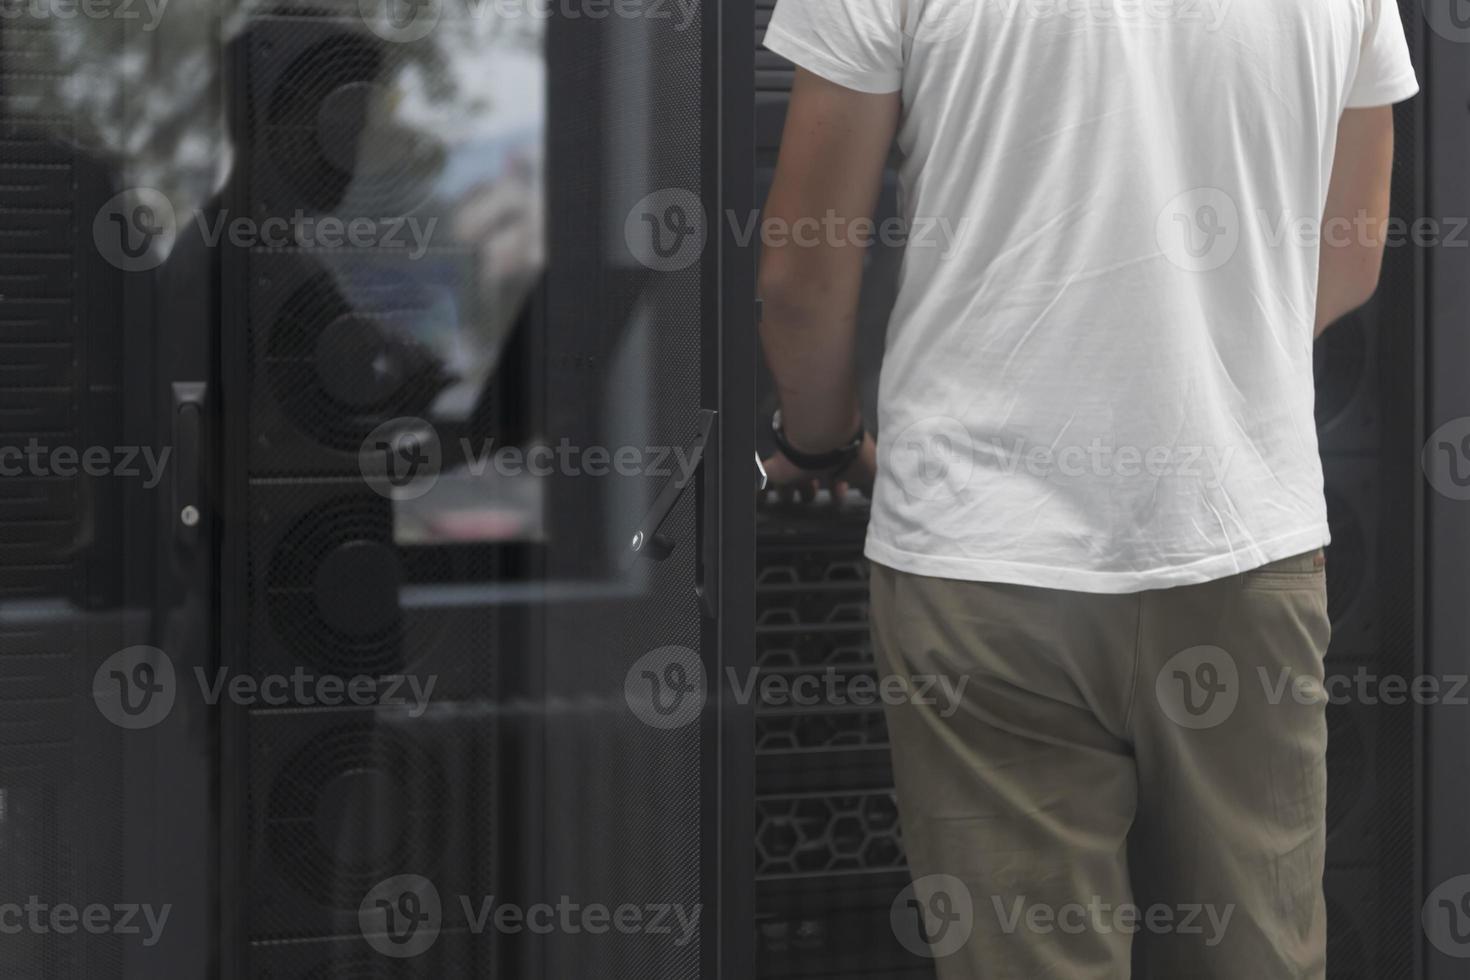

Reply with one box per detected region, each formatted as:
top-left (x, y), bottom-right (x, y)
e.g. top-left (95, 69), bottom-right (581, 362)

top-left (172, 382), bottom-right (206, 551)
top-left (629, 408), bottom-right (720, 619)
top-left (630, 408), bottom-right (715, 561)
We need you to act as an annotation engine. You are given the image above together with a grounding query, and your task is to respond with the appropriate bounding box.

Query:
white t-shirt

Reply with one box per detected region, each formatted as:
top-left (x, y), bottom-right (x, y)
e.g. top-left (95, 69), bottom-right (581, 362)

top-left (764, 0), bottom-right (1420, 593)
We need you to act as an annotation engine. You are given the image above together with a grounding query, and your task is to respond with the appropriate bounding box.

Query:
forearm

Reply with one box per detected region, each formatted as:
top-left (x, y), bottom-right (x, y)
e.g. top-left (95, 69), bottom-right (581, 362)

top-left (1315, 108), bottom-right (1395, 337)
top-left (1314, 242), bottom-right (1383, 337)
top-left (759, 251), bottom-right (865, 450)
top-left (756, 69), bottom-right (898, 451)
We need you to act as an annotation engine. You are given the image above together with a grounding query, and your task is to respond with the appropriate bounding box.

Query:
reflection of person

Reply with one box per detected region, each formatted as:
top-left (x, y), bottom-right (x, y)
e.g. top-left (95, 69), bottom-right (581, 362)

top-left (452, 149), bottom-right (545, 365)
top-left (757, 1), bottom-right (1417, 977)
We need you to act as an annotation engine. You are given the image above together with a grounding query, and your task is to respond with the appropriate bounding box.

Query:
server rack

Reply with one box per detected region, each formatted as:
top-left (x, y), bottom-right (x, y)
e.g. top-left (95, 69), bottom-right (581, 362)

top-left (0, 10), bottom-right (216, 980)
top-left (0, 0), bottom-right (1459, 977)
top-left (1420, 0), bottom-right (1470, 976)
top-left (216, 2), bottom-right (756, 979)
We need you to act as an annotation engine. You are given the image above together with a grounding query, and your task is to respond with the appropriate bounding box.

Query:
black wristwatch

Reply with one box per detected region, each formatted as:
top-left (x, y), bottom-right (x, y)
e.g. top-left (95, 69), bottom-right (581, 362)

top-left (771, 409), bottom-right (865, 472)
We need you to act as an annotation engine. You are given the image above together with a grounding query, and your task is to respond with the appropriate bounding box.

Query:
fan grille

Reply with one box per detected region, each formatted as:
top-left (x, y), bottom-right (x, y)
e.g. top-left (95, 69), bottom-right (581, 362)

top-left (260, 34), bottom-right (443, 215)
top-left (264, 495), bottom-right (449, 675)
top-left (262, 267), bottom-right (453, 452)
top-left (264, 724), bottom-right (451, 908)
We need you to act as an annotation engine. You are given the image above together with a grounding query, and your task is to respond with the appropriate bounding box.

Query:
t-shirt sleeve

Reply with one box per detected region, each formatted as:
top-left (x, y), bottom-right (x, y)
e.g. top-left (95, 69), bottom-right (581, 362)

top-left (763, 0), bottom-right (904, 95)
top-left (1346, 0), bottom-right (1420, 108)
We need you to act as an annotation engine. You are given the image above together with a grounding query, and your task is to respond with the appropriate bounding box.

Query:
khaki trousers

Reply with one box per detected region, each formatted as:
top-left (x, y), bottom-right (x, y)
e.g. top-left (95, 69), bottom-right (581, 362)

top-left (870, 551), bottom-right (1331, 979)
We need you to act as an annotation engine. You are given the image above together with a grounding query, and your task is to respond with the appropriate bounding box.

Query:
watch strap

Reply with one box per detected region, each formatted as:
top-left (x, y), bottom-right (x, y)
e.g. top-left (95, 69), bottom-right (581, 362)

top-left (771, 409), bottom-right (864, 472)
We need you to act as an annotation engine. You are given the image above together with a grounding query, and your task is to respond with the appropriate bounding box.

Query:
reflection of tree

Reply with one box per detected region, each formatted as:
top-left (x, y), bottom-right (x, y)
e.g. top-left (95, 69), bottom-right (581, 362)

top-left (2, 0), bottom-right (539, 219)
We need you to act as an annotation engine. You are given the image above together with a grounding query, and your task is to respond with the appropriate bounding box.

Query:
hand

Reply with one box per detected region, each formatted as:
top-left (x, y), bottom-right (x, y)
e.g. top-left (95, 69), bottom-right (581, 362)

top-left (832, 431), bottom-right (877, 498)
top-left (762, 433), bottom-right (877, 504)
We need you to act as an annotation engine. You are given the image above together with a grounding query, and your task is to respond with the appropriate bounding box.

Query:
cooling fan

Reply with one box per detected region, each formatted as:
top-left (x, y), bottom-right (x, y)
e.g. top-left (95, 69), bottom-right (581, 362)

top-left (262, 264), bottom-right (455, 453)
top-left (264, 493), bottom-right (451, 677)
top-left (260, 33), bottom-right (446, 217)
top-left (263, 722), bottom-right (452, 908)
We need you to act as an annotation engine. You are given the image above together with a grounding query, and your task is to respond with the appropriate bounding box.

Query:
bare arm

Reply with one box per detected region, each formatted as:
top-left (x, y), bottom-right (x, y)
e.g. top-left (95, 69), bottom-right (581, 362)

top-left (1316, 106), bottom-right (1396, 336)
top-left (759, 68), bottom-right (900, 465)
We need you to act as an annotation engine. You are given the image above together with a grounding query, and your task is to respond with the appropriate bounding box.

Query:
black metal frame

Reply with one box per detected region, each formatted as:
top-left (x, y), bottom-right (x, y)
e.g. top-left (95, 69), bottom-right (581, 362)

top-left (218, 24), bottom-right (252, 976)
top-left (133, 169), bottom-right (220, 980)
top-left (1421, 8), bottom-right (1470, 980)
top-left (707, 0), bottom-right (758, 975)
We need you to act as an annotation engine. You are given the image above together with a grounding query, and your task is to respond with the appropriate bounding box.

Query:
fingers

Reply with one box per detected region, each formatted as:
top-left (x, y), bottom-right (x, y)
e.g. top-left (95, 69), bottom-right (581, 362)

top-left (762, 480), bottom-right (820, 506)
top-left (785, 480), bottom-right (820, 505)
top-left (759, 451), bottom-right (875, 506)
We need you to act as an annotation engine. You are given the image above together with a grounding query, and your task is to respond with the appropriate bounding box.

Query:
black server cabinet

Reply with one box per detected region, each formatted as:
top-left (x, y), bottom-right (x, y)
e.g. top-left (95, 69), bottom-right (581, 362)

top-left (1422, 0), bottom-right (1470, 977)
top-left (1309, 4), bottom-right (1426, 977)
top-left (0, 11), bottom-right (216, 980)
top-left (218, 3), bottom-right (754, 980)
top-left (528, 0), bottom-right (756, 976)
top-left (5, 0), bottom-right (1458, 976)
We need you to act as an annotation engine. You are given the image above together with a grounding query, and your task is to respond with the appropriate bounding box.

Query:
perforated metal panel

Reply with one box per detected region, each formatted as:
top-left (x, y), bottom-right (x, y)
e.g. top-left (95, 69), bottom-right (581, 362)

top-left (222, 9), bottom-right (510, 978)
top-left (221, 0), bottom-right (753, 977)
top-left (531, 4), bottom-right (716, 978)
top-left (1312, 6), bottom-right (1424, 976)
top-left (0, 13), bottom-right (177, 980)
